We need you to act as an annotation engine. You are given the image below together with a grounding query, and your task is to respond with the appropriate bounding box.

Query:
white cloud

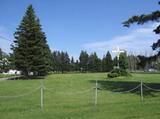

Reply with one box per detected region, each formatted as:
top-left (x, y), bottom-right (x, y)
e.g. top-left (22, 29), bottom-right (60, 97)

top-left (83, 23), bottom-right (159, 58)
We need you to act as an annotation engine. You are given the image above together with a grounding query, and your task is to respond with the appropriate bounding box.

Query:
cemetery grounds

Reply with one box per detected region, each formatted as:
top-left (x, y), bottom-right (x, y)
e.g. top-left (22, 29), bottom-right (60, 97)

top-left (0, 73), bottom-right (160, 119)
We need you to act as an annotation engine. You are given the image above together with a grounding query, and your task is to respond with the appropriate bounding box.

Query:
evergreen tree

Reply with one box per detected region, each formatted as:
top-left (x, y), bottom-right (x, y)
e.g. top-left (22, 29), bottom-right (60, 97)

top-left (88, 52), bottom-right (101, 72)
top-left (119, 52), bottom-right (128, 70)
top-left (51, 51), bottom-right (59, 72)
top-left (71, 57), bottom-right (74, 64)
top-left (70, 56), bottom-right (75, 71)
top-left (60, 52), bottom-right (65, 73)
top-left (8, 53), bottom-right (16, 70)
top-left (112, 56), bottom-right (118, 68)
top-left (79, 51), bottom-right (89, 72)
top-left (102, 51), bottom-right (113, 72)
top-left (11, 5), bottom-right (51, 77)
top-left (75, 60), bottom-right (79, 71)
top-left (64, 52), bottom-right (70, 71)
top-left (58, 51), bottom-right (70, 73)
top-left (0, 48), bottom-right (2, 60)
top-left (123, 1), bottom-right (160, 58)
top-left (51, 51), bottom-right (71, 73)
top-left (137, 55), bottom-right (149, 70)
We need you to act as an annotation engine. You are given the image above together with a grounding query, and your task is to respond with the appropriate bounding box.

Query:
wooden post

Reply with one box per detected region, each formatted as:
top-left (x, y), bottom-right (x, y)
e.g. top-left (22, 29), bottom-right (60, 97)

top-left (140, 81), bottom-right (143, 101)
top-left (95, 80), bottom-right (98, 106)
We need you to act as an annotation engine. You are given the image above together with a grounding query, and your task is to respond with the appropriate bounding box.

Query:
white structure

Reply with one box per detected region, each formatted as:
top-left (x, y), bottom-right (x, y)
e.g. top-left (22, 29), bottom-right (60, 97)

top-left (3, 69), bottom-right (21, 75)
top-left (112, 46), bottom-right (125, 68)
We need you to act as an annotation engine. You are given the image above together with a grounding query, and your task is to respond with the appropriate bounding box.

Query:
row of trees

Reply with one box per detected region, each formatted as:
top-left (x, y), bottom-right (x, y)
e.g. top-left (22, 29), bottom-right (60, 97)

top-left (51, 50), bottom-right (130, 73)
top-left (1, 45), bottom-right (159, 74)
top-left (50, 50), bottom-right (160, 73)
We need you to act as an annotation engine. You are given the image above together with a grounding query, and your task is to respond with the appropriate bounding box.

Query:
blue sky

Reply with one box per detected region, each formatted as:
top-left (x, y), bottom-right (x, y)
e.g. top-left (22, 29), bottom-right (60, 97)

top-left (0, 0), bottom-right (159, 59)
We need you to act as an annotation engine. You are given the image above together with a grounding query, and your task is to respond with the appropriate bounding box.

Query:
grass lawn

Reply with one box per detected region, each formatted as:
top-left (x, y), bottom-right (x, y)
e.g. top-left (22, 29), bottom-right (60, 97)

top-left (0, 73), bottom-right (160, 119)
top-left (0, 74), bottom-right (15, 78)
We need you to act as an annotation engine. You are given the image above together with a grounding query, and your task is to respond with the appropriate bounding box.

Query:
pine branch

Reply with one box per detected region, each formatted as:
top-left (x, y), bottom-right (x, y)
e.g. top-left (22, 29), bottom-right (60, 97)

top-left (152, 39), bottom-right (160, 50)
top-left (123, 10), bottom-right (160, 27)
top-left (154, 25), bottom-right (160, 34)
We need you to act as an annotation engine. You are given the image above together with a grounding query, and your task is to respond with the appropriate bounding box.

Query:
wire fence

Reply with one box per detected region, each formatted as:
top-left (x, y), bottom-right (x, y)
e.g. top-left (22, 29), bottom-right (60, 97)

top-left (0, 80), bottom-right (160, 110)
top-left (143, 83), bottom-right (160, 91)
top-left (45, 87), bottom-right (93, 96)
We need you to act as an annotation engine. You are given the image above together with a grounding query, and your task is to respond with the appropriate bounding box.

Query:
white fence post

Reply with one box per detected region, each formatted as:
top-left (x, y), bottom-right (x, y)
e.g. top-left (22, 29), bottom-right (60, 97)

top-left (95, 80), bottom-right (98, 106)
top-left (140, 80), bottom-right (143, 101)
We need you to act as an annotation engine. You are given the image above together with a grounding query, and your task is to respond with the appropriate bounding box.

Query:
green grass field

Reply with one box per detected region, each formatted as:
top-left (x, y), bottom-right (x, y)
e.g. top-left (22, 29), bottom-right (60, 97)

top-left (0, 73), bottom-right (160, 119)
top-left (0, 74), bottom-right (15, 78)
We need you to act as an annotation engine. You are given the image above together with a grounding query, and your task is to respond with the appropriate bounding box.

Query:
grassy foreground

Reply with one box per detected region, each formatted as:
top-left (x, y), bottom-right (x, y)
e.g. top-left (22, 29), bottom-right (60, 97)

top-left (0, 74), bottom-right (15, 78)
top-left (0, 73), bottom-right (160, 119)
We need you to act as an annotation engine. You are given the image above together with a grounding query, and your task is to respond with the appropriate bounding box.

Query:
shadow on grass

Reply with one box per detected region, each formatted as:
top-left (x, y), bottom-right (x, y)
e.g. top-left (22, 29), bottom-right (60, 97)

top-left (89, 80), bottom-right (160, 97)
top-left (8, 75), bottom-right (45, 80)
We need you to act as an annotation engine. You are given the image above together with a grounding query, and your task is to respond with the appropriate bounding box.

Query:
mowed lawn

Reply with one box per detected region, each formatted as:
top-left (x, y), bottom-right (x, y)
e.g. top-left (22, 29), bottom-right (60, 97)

top-left (0, 74), bottom-right (15, 78)
top-left (0, 73), bottom-right (160, 119)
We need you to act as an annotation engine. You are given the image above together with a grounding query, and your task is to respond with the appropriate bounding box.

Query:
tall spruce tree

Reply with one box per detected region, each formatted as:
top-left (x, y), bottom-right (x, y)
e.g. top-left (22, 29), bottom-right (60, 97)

top-left (11, 5), bottom-right (51, 77)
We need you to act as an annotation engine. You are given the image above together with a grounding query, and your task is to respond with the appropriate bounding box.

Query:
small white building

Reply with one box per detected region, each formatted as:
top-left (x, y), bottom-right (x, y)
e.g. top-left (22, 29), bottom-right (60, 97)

top-left (3, 69), bottom-right (21, 75)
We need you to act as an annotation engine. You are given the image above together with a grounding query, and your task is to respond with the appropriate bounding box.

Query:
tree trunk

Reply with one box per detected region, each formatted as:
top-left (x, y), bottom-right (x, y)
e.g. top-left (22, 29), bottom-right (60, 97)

top-left (23, 70), bottom-right (29, 79)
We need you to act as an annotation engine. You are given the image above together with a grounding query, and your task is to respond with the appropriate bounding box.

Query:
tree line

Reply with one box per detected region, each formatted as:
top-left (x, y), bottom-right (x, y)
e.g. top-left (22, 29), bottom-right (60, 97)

top-left (1, 45), bottom-right (160, 74)
top-left (51, 51), bottom-right (160, 73)
top-left (51, 50), bottom-right (115, 73)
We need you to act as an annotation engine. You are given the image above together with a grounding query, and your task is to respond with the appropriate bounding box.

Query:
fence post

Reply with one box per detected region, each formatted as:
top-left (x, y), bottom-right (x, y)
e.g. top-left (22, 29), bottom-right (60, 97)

top-left (140, 80), bottom-right (143, 101)
top-left (40, 81), bottom-right (44, 110)
top-left (95, 80), bottom-right (98, 106)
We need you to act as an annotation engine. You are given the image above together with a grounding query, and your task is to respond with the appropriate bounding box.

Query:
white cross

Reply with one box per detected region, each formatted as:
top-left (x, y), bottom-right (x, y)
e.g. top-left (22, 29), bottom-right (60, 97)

top-left (112, 46), bottom-right (125, 68)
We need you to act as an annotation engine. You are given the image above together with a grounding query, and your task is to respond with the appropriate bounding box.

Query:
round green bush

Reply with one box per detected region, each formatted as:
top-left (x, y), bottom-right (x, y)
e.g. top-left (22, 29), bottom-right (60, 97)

top-left (108, 73), bottom-right (119, 78)
top-left (108, 68), bottom-right (131, 78)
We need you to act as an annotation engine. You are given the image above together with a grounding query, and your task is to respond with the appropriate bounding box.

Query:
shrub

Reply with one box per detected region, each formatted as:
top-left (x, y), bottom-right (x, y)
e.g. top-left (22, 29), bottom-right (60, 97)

top-left (108, 73), bottom-right (119, 78)
top-left (108, 68), bottom-right (131, 78)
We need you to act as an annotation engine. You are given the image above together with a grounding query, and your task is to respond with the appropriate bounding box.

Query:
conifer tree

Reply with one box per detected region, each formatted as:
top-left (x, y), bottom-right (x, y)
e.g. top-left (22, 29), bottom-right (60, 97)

top-left (88, 52), bottom-right (101, 72)
top-left (64, 52), bottom-right (70, 71)
top-left (75, 60), bottom-right (79, 71)
top-left (70, 57), bottom-right (75, 71)
top-left (11, 5), bottom-right (51, 77)
top-left (79, 51), bottom-right (89, 72)
top-left (102, 51), bottom-right (113, 72)
top-left (119, 52), bottom-right (128, 70)
top-left (123, 1), bottom-right (160, 58)
top-left (0, 48), bottom-right (2, 60)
